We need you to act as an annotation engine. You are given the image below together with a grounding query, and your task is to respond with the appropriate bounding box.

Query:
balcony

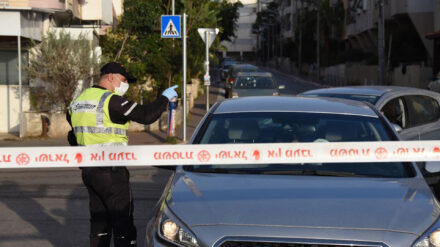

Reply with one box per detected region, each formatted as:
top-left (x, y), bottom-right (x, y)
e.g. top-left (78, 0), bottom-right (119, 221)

top-left (390, 0), bottom-right (433, 16)
top-left (6, 0), bottom-right (65, 10)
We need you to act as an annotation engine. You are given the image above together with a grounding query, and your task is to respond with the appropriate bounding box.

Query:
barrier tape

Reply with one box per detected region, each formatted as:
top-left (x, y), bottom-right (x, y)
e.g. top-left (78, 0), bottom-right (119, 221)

top-left (0, 141), bottom-right (440, 168)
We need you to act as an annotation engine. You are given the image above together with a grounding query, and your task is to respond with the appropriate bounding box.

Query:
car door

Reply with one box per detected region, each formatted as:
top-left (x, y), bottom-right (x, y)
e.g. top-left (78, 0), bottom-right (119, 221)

top-left (380, 96), bottom-right (420, 140)
top-left (403, 95), bottom-right (440, 140)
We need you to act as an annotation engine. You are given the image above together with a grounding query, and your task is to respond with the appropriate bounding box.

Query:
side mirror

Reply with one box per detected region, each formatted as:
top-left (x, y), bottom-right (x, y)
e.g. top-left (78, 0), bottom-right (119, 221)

top-left (279, 85), bottom-right (285, 90)
top-left (392, 123), bottom-right (402, 133)
top-left (425, 162), bottom-right (440, 173)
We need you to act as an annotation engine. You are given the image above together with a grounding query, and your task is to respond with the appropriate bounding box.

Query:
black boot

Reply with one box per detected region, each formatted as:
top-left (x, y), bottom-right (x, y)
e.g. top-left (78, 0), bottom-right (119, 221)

top-left (90, 232), bottom-right (111, 247)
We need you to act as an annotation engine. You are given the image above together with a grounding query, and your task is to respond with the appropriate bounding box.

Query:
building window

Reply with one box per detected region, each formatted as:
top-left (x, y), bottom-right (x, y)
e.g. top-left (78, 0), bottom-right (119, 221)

top-left (0, 50), bottom-right (28, 85)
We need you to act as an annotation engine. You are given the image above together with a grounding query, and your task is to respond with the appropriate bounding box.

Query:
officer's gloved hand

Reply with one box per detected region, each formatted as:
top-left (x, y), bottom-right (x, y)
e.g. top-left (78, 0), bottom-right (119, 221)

top-left (162, 85), bottom-right (178, 100)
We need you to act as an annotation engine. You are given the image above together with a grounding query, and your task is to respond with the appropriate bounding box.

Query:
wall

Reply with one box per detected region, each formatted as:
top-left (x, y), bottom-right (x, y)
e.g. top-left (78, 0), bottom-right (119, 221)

top-left (0, 85), bottom-right (30, 133)
top-left (324, 64), bottom-right (378, 85)
top-left (324, 63), bottom-right (433, 88)
top-left (392, 65), bottom-right (432, 88)
top-left (28, 0), bottom-right (64, 10)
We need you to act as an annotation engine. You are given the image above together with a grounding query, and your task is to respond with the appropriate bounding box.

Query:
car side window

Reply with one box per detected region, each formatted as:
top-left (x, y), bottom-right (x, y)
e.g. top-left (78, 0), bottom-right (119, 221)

top-left (381, 97), bottom-right (407, 129)
top-left (404, 95), bottom-right (440, 127)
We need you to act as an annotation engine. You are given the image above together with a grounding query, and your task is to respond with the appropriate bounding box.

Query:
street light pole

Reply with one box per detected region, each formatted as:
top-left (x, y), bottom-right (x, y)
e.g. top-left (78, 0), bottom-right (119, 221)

top-left (205, 31), bottom-right (210, 112)
top-left (183, 13), bottom-right (187, 142)
top-left (378, 0), bottom-right (386, 85)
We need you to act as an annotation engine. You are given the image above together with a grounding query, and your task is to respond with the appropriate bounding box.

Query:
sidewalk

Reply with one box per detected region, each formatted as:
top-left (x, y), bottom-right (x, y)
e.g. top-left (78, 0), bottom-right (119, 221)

top-left (0, 83), bottom-right (222, 147)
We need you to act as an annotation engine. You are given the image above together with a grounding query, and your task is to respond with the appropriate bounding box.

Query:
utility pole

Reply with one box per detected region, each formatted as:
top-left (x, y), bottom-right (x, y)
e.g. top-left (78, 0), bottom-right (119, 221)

top-left (377, 0), bottom-right (386, 85)
top-left (316, 0), bottom-right (320, 80)
top-left (298, 0), bottom-right (303, 72)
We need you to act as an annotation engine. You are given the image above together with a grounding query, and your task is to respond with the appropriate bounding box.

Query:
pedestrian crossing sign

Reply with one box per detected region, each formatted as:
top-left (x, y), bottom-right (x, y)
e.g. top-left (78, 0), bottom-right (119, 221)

top-left (161, 15), bottom-right (181, 38)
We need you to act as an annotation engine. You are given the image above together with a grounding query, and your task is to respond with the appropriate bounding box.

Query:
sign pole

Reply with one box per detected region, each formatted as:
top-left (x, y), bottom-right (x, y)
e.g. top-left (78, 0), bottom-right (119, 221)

top-left (183, 13), bottom-right (187, 142)
top-left (205, 31), bottom-right (210, 112)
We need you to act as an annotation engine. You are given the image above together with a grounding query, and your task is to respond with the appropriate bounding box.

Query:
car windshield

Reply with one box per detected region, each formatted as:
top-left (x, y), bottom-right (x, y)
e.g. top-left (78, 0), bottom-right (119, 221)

top-left (234, 76), bottom-right (276, 89)
top-left (232, 67), bottom-right (258, 76)
top-left (189, 112), bottom-right (412, 178)
top-left (304, 93), bottom-right (380, 104)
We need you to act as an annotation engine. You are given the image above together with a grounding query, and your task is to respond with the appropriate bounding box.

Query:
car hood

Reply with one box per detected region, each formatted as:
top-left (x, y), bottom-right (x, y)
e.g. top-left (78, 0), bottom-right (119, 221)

top-left (167, 171), bottom-right (440, 235)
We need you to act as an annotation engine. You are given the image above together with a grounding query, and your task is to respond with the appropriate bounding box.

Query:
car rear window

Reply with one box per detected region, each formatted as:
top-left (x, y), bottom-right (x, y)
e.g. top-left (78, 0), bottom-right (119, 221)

top-left (234, 76), bottom-right (276, 89)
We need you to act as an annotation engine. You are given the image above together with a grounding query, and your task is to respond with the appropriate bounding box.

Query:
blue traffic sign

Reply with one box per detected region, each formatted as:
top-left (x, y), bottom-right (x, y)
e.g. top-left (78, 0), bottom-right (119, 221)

top-left (161, 15), bottom-right (181, 38)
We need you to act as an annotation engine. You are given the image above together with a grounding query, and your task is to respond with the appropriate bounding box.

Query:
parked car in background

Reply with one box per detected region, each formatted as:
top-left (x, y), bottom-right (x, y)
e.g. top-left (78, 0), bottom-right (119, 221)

top-left (224, 64), bottom-right (259, 97)
top-left (145, 96), bottom-right (440, 247)
top-left (301, 86), bottom-right (440, 141)
top-left (227, 72), bottom-right (285, 98)
top-left (220, 57), bottom-right (238, 80)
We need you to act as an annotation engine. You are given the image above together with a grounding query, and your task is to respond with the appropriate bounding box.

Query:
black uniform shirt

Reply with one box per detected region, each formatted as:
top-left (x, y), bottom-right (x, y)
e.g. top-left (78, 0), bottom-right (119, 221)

top-left (67, 86), bottom-right (169, 145)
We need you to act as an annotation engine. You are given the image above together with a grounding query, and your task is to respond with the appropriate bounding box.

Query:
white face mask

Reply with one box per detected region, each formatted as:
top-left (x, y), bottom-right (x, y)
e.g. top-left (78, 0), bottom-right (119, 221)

top-left (114, 81), bottom-right (129, 96)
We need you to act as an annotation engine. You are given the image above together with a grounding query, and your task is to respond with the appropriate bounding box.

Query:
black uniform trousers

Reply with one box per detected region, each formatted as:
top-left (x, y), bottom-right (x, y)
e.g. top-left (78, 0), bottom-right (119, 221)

top-left (81, 167), bottom-right (137, 247)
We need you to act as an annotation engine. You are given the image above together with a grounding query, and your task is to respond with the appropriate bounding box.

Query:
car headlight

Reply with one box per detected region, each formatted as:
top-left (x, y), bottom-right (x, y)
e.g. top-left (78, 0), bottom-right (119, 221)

top-left (413, 217), bottom-right (440, 247)
top-left (157, 203), bottom-right (198, 247)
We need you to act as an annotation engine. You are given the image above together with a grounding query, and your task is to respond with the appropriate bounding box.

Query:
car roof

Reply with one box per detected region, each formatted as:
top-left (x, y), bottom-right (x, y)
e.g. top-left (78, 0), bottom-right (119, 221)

top-left (231, 64), bottom-right (258, 69)
top-left (236, 71), bottom-right (272, 77)
top-left (213, 96), bottom-right (378, 117)
top-left (301, 85), bottom-right (436, 97)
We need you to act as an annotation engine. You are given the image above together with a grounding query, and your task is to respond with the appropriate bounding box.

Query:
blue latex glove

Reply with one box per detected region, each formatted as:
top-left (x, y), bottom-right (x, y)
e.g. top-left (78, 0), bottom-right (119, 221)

top-left (162, 85), bottom-right (178, 100)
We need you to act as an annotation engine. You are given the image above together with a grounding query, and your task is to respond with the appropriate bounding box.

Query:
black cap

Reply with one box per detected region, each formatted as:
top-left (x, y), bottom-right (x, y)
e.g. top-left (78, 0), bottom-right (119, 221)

top-left (100, 62), bottom-right (137, 83)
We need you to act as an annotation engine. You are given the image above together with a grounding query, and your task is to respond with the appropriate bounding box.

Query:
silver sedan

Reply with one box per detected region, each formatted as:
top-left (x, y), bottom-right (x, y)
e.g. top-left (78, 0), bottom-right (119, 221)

top-left (145, 96), bottom-right (440, 247)
top-left (300, 86), bottom-right (440, 141)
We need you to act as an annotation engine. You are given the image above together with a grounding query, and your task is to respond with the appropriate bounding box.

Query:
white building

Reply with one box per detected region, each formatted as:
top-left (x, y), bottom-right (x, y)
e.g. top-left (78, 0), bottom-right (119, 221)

top-left (0, 0), bottom-right (123, 135)
top-left (221, 0), bottom-right (259, 61)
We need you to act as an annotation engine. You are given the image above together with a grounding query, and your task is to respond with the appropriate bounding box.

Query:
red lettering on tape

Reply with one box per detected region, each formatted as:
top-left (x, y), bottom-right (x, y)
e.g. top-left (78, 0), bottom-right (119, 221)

top-left (108, 152), bottom-right (138, 161)
top-left (375, 147), bottom-right (388, 160)
top-left (0, 154), bottom-right (11, 163)
top-left (285, 149), bottom-right (313, 158)
top-left (252, 150), bottom-right (261, 161)
top-left (153, 152), bottom-right (194, 160)
top-left (330, 148), bottom-right (370, 157)
top-left (198, 150), bottom-right (211, 162)
top-left (74, 153), bottom-right (83, 164)
top-left (16, 153), bottom-right (30, 166)
top-left (91, 151), bottom-right (105, 161)
top-left (215, 151), bottom-right (248, 160)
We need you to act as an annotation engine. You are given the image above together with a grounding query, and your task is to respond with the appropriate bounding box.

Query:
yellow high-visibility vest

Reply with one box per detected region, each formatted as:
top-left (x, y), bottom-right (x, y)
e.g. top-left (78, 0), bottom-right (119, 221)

top-left (69, 87), bottom-right (130, 146)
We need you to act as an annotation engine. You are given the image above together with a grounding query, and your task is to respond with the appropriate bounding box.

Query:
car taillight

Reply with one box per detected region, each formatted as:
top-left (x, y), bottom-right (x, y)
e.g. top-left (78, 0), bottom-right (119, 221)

top-left (229, 78), bottom-right (234, 84)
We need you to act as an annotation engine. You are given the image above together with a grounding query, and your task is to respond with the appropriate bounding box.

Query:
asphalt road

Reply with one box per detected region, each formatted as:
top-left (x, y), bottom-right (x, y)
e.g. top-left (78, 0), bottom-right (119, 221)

top-left (0, 66), bottom-right (321, 246)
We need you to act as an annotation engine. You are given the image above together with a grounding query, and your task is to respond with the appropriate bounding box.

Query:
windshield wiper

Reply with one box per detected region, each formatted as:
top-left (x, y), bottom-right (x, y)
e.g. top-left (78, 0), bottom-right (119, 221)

top-left (260, 169), bottom-right (368, 177)
top-left (193, 168), bottom-right (251, 174)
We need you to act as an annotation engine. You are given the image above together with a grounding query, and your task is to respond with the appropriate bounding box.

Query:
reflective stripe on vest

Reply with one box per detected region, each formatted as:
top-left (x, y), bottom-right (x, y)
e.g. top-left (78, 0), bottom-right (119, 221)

top-left (73, 126), bottom-right (127, 136)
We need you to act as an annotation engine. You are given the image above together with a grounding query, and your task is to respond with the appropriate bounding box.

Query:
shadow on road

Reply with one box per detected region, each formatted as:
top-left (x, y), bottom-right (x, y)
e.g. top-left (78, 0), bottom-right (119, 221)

top-left (0, 167), bottom-right (172, 247)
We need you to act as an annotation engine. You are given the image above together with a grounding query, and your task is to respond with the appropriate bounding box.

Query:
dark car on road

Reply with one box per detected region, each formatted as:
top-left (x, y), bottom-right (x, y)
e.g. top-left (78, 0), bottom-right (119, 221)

top-left (220, 57), bottom-right (238, 80)
top-left (145, 96), bottom-right (440, 247)
top-left (226, 72), bottom-right (285, 98)
top-left (224, 64), bottom-right (260, 96)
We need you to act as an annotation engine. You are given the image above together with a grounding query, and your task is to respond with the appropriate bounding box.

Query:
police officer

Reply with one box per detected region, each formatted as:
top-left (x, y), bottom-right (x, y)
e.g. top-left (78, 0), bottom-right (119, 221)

top-left (67, 62), bottom-right (178, 247)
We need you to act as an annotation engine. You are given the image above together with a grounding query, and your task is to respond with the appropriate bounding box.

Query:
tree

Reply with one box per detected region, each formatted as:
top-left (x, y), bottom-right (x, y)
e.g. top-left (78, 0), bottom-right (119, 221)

top-left (217, 0), bottom-right (243, 42)
top-left (27, 30), bottom-right (103, 112)
top-left (100, 0), bottom-right (242, 102)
